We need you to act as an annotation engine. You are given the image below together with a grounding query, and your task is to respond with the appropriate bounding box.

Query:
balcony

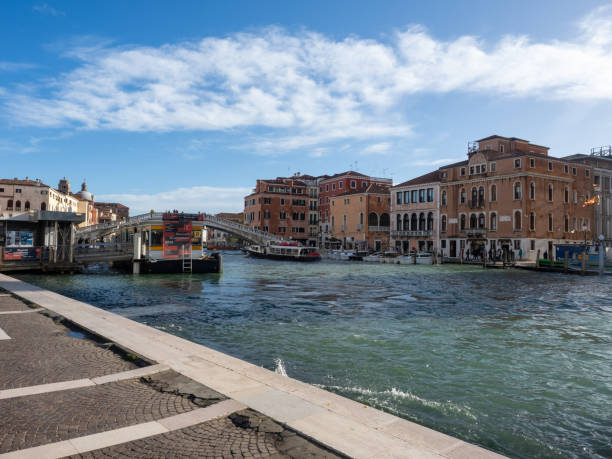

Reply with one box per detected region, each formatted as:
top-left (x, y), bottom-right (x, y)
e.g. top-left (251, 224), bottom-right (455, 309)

top-left (466, 228), bottom-right (486, 238)
top-left (391, 230), bottom-right (432, 238)
top-left (468, 199), bottom-right (485, 209)
top-left (368, 226), bottom-right (390, 232)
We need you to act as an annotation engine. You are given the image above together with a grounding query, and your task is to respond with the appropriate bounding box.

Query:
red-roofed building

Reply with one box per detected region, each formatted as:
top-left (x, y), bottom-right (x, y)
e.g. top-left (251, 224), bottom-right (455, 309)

top-left (319, 171), bottom-right (392, 247)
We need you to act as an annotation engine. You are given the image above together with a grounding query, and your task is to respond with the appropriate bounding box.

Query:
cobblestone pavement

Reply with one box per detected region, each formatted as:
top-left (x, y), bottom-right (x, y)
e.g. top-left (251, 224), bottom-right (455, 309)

top-left (0, 293), bottom-right (34, 311)
top-left (0, 293), bottom-right (343, 458)
top-left (70, 409), bottom-right (340, 459)
top-left (0, 296), bottom-right (138, 389)
top-left (0, 373), bottom-right (200, 453)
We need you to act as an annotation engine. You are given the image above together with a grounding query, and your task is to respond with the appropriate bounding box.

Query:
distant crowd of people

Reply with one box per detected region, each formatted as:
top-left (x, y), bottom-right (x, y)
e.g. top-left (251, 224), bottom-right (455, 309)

top-left (463, 247), bottom-right (523, 262)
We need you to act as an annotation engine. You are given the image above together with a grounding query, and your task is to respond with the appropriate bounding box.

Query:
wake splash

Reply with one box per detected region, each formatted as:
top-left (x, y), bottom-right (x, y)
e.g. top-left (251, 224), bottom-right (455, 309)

top-left (274, 358), bottom-right (288, 377)
top-left (317, 384), bottom-right (476, 420)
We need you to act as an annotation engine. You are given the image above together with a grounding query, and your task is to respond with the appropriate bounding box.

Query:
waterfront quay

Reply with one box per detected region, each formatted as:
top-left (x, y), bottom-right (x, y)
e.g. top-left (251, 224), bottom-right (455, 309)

top-left (0, 274), bottom-right (503, 458)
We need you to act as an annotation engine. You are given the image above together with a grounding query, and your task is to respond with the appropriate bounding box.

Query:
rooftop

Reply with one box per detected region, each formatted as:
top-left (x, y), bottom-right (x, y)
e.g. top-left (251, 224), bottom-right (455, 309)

top-left (394, 170), bottom-right (441, 188)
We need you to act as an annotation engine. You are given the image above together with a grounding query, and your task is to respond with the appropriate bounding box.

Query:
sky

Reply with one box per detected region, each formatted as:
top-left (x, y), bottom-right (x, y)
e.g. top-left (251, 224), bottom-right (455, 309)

top-left (2, 0), bottom-right (612, 214)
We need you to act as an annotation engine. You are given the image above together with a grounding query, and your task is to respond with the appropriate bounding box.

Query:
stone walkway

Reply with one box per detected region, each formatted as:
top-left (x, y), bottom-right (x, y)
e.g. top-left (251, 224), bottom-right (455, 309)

top-left (0, 276), bottom-right (506, 458)
top-left (0, 291), bottom-right (339, 458)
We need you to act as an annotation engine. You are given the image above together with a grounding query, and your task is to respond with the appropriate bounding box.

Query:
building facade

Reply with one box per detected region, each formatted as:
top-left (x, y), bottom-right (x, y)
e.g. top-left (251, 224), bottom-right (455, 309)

top-left (564, 147), bottom-right (612, 241)
top-left (319, 171), bottom-right (392, 248)
top-left (390, 171), bottom-right (440, 254)
top-left (329, 184), bottom-right (391, 251)
top-left (94, 202), bottom-right (130, 223)
top-left (0, 177), bottom-right (98, 227)
top-left (244, 176), bottom-right (311, 244)
top-left (438, 135), bottom-right (595, 261)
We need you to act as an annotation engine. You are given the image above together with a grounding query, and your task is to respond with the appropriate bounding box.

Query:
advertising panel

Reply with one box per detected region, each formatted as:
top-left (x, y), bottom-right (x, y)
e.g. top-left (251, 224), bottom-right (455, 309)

top-left (6, 231), bottom-right (34, 247)
top-left (3, 247), bottom-right (41, 261)
top-left (162, 215), bottom-right (192, 259)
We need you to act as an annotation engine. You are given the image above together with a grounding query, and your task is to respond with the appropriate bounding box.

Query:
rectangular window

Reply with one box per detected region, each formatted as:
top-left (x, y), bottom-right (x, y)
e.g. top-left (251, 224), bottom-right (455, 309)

top-left (411, 190), bottom-right (417, 202)
top-left (280, 212), bottom-right (286, 219)
top-left (470, 166), bottom-right (474, 175)
top-left (460, 167), bottom-right (466, 176)
top-left (350, 180), bottom-right (356, 188)
top-left (263, 197), bottom-right (271, 204)
top-left (264, 210), bottom-right (270, 219)
top-left (564, 164), bottom-right (569, 174)
top-left (515, 159), bottom-right (521, 169)
top-left (594, 175), bottom-right (601, 185)
top-left (427, 188), bottom-right (434, 202)
top-left (278, 227), bottom-right (285, 233)
top-left (530, 240), bottom-right (535, 251)
top-left (490, 162), bottom-right (496, 172)
top-left (500, 144), bottom-right (504, 153)
top-left (0, 188), bottom-right (3, 192)
top-left (419, 189), bottom-right (426, 203)
top-left (404, 191), bottom-right (409, 203)
top-left (338, 181), bottom-right (343, 189)
top-left (396, 192), bottom-right (402, 205)
top-left (280, 198), bottom-right (285, 205)
top-left (15, 188), bottom-right (22, 193)
top-left (548, 161), bottom-right (553, 171)
top-left (332, 183), bottom-right (336, 191)
top-left (572, 167), bottom-right (577, 176)
top-left (586, 169), bottom-right (590, 177)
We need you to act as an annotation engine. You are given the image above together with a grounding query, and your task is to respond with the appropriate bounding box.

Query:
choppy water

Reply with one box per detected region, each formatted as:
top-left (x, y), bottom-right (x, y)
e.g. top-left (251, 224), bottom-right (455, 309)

top-left (16, 253), bottom-right (612, 458)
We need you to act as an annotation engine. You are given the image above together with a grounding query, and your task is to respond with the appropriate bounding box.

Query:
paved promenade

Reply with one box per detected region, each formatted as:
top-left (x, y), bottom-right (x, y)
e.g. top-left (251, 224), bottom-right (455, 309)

top-left (0, 274), bottom-right (505, 458)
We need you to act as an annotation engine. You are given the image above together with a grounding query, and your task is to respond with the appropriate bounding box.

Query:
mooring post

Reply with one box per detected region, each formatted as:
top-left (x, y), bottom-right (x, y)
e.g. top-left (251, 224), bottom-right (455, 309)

top-left (599, 241), bottom-right (605, 276)
top-left (536, 249), bottom-right (540, 268)
top-left (581, 249), bottom-right (586, 276)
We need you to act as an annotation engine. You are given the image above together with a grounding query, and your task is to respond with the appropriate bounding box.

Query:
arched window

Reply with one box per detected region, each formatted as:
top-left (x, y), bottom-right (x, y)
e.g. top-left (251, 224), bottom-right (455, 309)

top-left (460, 214), bottom-right (466, 230)
top-left (331, 216), bottom-right (335, 228)
top-left (530, 182), bottom-right (535, 200)
top-left (418, 212), bottom-right (426, 231)
top-left (548, 184), bottom-right (554, 201)
top-left (471, 187), bottom-right (477, 204)
top-left (403, 213), bottom-right (410, 230)
top-left (360, 212), bottom-right (364, 225)
top-left (478, 213), bottom-right (485, 229)
top-left (530, 212), bottom-right (535, 231)
top-left (396, 214), bottom-right (402, 230)
top-left (441, 191), bottom-right (447, 206)
top-left (41, 202), bottom-right (47, 211)
top-left (514, 210), bottom-right (522, 230)
top-left (514, 182), bottom-right (522, 200)
top-left (564, 215), bottom-right (569, 232)
top-left (548, 214), bottom-right (553, 232)
top-left (490, 213), bottom-right (497, 231)
top-left (460, 188), bottom-right (466, 204)
top-left (564, 187), bottom-right (569, 203)
top-left (478, 186), bottom-right (485, 206)
top-left (470, 214), bottom-right (477, 228)
top-left (15, 200), bottom-right (21, 210)
top-left (368, 212), bottom-right (378, 227)
top-left (490, 184), bottom-right (497, 202)
top-left (7, 199), bottom-right (13, 209)
top-left (573, 190), bottom-right (578, 203)
top-left (441, 215), bottom-right (447, 232)
top-left (380, 213), bottom-right (390, 227)
top-left (426, 212), bottom-right (434, 231)
top-left (24, 201), bottom-right (30, 210)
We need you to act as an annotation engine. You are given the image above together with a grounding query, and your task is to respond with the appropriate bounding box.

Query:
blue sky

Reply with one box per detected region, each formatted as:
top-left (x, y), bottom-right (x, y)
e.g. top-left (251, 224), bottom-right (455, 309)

top-left (2, 0), bottom-right (612, 214)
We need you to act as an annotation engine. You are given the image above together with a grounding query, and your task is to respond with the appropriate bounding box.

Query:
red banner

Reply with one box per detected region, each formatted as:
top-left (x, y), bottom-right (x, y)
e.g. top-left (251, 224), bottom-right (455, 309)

top-left (162, 216), bottom-right (192, 259)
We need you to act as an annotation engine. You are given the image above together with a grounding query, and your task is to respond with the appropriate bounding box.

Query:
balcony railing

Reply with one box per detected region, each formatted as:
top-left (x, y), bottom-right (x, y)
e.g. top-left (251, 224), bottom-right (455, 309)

top-left (466, 228), bottom-right (486, 238)
top-left (368, 226), bottom-right (390, 232)
top-left (468, 199), bottom-right (485, 209)
top-left (391, 230), bottom-right (432, 238)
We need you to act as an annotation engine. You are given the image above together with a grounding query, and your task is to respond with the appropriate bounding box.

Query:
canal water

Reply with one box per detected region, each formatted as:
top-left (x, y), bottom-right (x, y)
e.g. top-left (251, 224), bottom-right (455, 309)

top-left (16, 252), bottom-right (612, 458)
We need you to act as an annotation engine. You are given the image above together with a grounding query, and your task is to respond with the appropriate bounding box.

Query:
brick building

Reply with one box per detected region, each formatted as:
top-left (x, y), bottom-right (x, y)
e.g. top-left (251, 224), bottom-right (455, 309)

top-left (319, 171), bottom-right (392, 247)
top-left (564, 147), bottom-right (612, 241)
top-left (329, 184), bottom-right (391, 251)
top-left (390, 171), bottom-right (441, 254)
top-left (94, 202), bottom-right (130, 223)
top-left (438, 135), bottom-right (595, 261)
top-left (244, 176), bottom-right (312, 245)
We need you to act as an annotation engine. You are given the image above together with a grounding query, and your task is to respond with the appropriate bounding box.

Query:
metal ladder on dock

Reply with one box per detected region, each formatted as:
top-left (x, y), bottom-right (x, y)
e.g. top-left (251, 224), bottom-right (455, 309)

top-left (182, 248), bottom-right (192, 273)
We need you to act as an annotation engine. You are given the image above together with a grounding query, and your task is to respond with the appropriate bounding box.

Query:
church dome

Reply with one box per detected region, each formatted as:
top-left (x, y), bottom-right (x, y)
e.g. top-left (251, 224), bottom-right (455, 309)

top-left (77, 181), bottom-right (93, 201)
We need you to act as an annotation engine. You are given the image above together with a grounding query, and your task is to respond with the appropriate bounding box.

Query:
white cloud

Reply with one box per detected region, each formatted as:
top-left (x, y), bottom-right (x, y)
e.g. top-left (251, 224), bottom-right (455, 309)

top-left (412, 157), bottom-right (464, 167)
top-left (0, 61), bottom-right (36, 72)
top-left (32, 4), bottom-right (66, 16)
top-left (97, 185), bottom-right (251, 215)
top-left (361, 142), bottom-right (392, 155)
top-left (5, 6), bottom-right (612, 150)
